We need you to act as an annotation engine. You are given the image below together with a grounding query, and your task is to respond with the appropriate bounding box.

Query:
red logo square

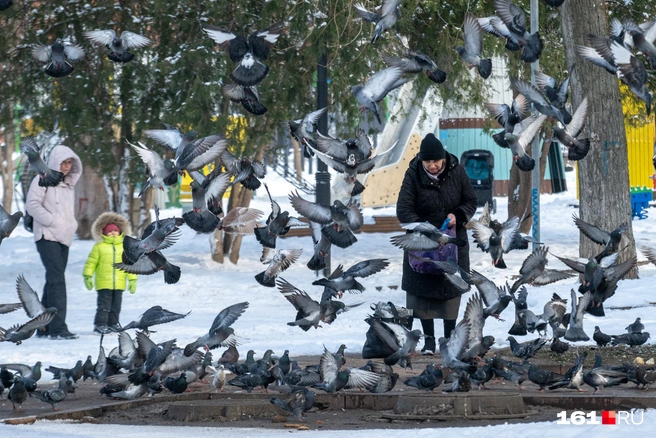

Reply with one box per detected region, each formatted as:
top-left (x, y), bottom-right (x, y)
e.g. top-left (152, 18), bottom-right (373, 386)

top-left (602, 410), bottom-right (616, 425)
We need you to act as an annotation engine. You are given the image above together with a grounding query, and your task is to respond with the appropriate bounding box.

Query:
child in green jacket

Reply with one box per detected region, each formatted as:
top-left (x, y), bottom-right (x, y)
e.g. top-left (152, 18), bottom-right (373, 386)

top-left (83, 212), bottom-right (137, 334)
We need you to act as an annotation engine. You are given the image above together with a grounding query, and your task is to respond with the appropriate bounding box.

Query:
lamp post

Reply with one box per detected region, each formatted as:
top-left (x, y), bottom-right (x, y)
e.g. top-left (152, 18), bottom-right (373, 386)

top-left (530, 0), bottom-right (540, 248)
top-left (316, 53), bottom-right (331, 275)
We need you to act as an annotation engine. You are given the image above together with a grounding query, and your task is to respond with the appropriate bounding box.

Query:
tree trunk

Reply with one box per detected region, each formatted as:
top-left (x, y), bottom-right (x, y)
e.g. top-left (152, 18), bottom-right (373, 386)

top-left (1, 121), bottom-right (15, 210)
top-left (211, 228), bottom-right (224, 263)
top-left (75, 168), bottom-right (109, 239)
top-left (560, 0), bottom-right (637, 276)
top-left (291, 138), bottom-right (303, 180)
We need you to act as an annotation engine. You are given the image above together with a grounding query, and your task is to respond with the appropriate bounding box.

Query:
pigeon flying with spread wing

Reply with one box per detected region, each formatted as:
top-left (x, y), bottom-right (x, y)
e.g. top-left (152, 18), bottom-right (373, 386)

top-left (32, 38), bottom-right (85, 78)
top-left (351, 66), bottom-right (409, 125)
top-left (382, 51), bottom-right (446, 84)
top-left (20, 137), bottom-right (65, 187)
top-left (183, 302), bottom-right (249, 356)
top-left (0, 203), bottom-right (23, 246)
top-left (285, 107), bottom-right (328, 158)
top-left (84, 29), bottom-right (153, 63)
top-left (552, 97), bottom-right (590, 161)
top-left (222, 84), bottom-right (267, 116)
top-left (354, 0), bottom-right (401, 44)
top-left (457, 13), bottom-right (492, 79)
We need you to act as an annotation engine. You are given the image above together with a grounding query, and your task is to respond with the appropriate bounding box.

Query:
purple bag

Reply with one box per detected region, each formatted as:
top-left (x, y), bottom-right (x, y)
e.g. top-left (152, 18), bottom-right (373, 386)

top-left (408, 219), bottom-right (458, 275)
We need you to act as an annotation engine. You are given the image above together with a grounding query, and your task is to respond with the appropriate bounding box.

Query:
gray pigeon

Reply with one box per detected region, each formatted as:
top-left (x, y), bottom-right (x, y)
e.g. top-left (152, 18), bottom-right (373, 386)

top-left (222, 84), bottom-right (267, 116)
top-left (84, 29), bottom-right (153, 63)
top-left (583, 367), bottom-right (628, 394)
top-left (0, 302), bottom-right (22, 314)
top-left (31, 38), bottom-right (85, 78)
top-left (285, 107), bottom-right (328, 158)
top-left (470, 216), bottom-right (520, 266)
top-left (29, 377), bottom-right (67, 410)
top-left (460, 293), bottom-right (495, 363)
top-left (573, 215), bottom-right (627, 263)
top-left (507, 336), bottom-right (547, 360)
top-left (528, 364), bottom-right (563, 392)
top-left (470, 270), bottom-right (512, 320)
top-left (593, 326), bottom-right (612, 347)
top-left (351, 66), bottom-right (409, 124)
top-left (0, 203), bottom-right (23, 246)
top-left (120, 306), bottom-right (190, 333)
top-left (510, 246), bottom-right (573, 294)
top-left (382, 51), bottom-right (447, 84)
top-left (8, 376), bottom-right (28, 411)
top-left (122, 206), bottom-right (181, 263)
top-left (183, 302), bottom-right (248, 356)
top-left (369, 319), bottom-right (422, 369)
top-left (549, 352), bottom-right (588, 391)
top-left (552, 97), bottom-right (590, 161)
top-left (504, 114), bottom-right (548, 172)
top-left (307, 221), bottom-right (332, 272)
top-left (16, 274), bottom-right (59, 321)
top-left (221, 149), bottom-right (266, 191)
top-left (128, 141), bottom-right (177, 196)
top-left (438, 321), bottom-right (476, 373)
top-left (404, 363), bottom-right (444, 391)
top-left (312, 345), bottom-right (380, 393)
top-left (626, 317), bottom-right (645, 334)
top-left (534, 69), bottom-right (572, 124)
top-left (270, 386), bottom-right (315, 421)
top-left (354, 0), bottom-right (401, 44)
top-left (255, 249), bottom-right (303, 287)
top-left (0, 361), bottom-right (42, 382)
top-left (412, 257), bottom-right (471, 293)
top-left (493, 0), bottom-right (544, 63)
top-left (390, 221), bottom-right (467, 251)
top-left (456, 13), bottom-right (492, 79)
top-left (611, 332), bottom-right (651, 347)
top-left (485, 94), bottom-right (531, 148)
top-left (0, 312), bottom-right (55, 345)
top-left (312, 258), bottom-right (390, 297)
top-left (182, 170), bottom-right (232, 233)
top-left (20, 137), bottom-right (64, 187)
top-left (510, 77), bottom-right (567, 125)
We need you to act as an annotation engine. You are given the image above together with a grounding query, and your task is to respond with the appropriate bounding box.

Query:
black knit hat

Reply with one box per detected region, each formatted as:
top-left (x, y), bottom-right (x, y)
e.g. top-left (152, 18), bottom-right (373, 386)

top-left (418, 133), bottom-right (446, 161)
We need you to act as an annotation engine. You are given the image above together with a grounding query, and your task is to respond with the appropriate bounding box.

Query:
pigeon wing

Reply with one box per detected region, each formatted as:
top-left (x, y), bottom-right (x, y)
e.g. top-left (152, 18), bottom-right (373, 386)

top-left (463, 12), bottom-right (483, 57)
top-left (83, 29), bottom-right (116, 46)
top-left (31, 43), bottom-right (52, 63)
top-left (63, 43), bottom-right (85, 62)
top-left (470, 221), bottom-right (494, 251)
top-left (288, 191), bottom-right (332, 223)
top-left (572, 215), bottom-right (610, 245)
top-left (121, 31), bottom-right (154, 50)
top-left (143, 127), bottom-right (183, 151)
top-left (517, 114), bottom-right (547, 149)
top-left (499, 216), bottom-right (520, 252)
top-left (16, 274), bottom-right (46, 318)
top-left (566, 97), bottom-right (588, 138)
top-left (209, 302), bottom-right (249, 335)
top-left (315, 133), bottom-right (348, 160)
top-left (361, 66), bottom-right (405, 102)
top-left (344, 258), bottom-right (389, 278)
top-left (345, 368), bottom-right (381, 390)
top-left (128, 141), bottom-right (166, 177)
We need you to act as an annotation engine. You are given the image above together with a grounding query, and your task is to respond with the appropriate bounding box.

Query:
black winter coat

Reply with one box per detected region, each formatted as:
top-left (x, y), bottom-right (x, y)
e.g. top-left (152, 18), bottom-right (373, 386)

top-left (396, 153), bottom-right (478, 300)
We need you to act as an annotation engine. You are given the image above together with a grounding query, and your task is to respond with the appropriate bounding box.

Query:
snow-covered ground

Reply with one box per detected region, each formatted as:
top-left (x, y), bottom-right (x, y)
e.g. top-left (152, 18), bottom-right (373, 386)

top-left (1, 168), bottom-right (656, 435)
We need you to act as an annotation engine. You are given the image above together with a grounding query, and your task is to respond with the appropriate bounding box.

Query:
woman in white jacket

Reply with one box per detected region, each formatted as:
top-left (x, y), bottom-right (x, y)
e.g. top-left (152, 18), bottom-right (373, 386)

top-left (26, 145), bottom-right (83, 340)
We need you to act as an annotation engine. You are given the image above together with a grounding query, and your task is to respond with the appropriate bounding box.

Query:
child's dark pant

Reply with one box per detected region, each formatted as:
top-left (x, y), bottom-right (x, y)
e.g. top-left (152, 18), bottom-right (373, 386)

top-left (95, 289), bottom-right (123, 326)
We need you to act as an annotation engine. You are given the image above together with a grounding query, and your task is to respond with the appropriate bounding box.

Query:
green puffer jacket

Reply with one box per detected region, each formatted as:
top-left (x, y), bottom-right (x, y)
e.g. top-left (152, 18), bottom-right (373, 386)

top-left (83, 234), bottom-right (137, 290)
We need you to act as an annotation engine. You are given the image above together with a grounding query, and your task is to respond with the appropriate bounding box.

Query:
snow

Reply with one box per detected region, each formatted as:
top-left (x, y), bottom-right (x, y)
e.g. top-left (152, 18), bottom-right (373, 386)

top-left (1, 168), bottom-right (656, 434)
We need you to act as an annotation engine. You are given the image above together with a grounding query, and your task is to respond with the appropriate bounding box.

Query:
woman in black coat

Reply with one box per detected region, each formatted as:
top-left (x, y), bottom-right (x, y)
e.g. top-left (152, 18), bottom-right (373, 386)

top-left (396, 133), bottom-right (478, 355)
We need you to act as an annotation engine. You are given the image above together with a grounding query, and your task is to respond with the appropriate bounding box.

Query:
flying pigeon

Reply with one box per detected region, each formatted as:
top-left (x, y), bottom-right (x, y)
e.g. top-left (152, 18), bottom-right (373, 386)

top-left (120, 306), bottom-right (190, 333)
top-left (460, 293), bottom-right (495, 363)
top-left (0, 302), bottom-right (22, 314)
top-left (552, 97), bottom-right (590, 161)
top-left (478, 15), bottom-right (521, 52)
top-left (486, 94), bottom-right (531, 148)
top-left (470, 215), bottom-right (520, 266)
top-left (469, 270), bottom-right (512, 320)
top-left (390, 221), bottom-right (467, 251)
top-left (217, 207), bottom-right (264, 236)
top-left (504, 114), bottom-right (548, 172)
top-left (351, 66), bottom-right (409, 124)
top-left (382, 51), bottom-right (446, 84)
top-left (32, 38), bottom-right (85, 78)
top-left (183, 302), bottom-right (248, 356)
top-left (20, 137), bottom-right (64, 187)
top-left (289, 191), bottom-right (363, 248)
top-left (457, 13), bottom-right (492, 79)
top-left (84, 29), bottom-right (153, 63)
top-left (182, 170), bottom-right (232, 233)
top-left (128, 140), bottom-right (177, 196)
top-left (0, 312), bottom-right (55, 345)
top-left (255, 249), bottom-right (303, 287)
top-left (564, 289), bottom-right (594, 342)
top-left (255, 184), bottom-right (305, 248)
top-left (534, 69), bottom-right (573, 124)
top-left (222, 84), bottom-right (267, 115)
top-left (203, 21), bottom-right (284, 86)
top-left (307, 221), bottom-right (332, 272)
top-left (0, 203), bottom-right (23, 246)
top-left (354, 0), bottom-right (401, 44)
top-left (285, 107), bottom-right (328, 158)
top-left (493, 0), bottom-right (544, 63)
top-left (312, 258), bottom-right (390, 297)
top-left (510, 246), bottom-right (573, 294)
top-left (573, 214), bottom-right (627, 263)
top-left (510, 77), bottom-right (567, 125)
top-left (122, 206), bottom-right (180, 265)
top-left (221, 149), bottom-right (266, 191)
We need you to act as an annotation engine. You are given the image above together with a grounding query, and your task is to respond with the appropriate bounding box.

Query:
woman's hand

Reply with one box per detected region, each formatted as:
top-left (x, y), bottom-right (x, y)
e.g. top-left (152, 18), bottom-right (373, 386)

top-left (447, 213), bottom-right (456, 228)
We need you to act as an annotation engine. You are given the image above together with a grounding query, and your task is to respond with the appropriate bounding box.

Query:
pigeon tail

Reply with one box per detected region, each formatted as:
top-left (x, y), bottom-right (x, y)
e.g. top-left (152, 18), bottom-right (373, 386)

top-left (567, 139), bottom-right (591, 161)
top-left (505, 39), bottom-right (520, 52)
top-left (508, 321), bottom-right (528, 336)
top-left (494, 255), bottom-right (508, 269)
top-left (521, 32), bottom-right (543, 63)
top-left (478, 59), bottom-right (492, 79)
top-left (383, 350), bottom-right (402, 367)
top-left (254, 227), bottom-right (277, 249)
top-left (239, 176), bottom-right (262, 191)
top-left (254, 271), bottom-right (276, 288)
top-left (231, 61), bottom-right (269, 87)
top-left (493, 131), bottom-right (509, 148)
top-left (564, 327), bottom-right (590, 342)
top-left (427, 68), bottom-right (447, 84)
top-left (45, 63), bottom-right (75, 78)
top-left (163, 263), bottom-right (181, 284)
top-left (306, 254), bottom-right (327, 272)
top-left (241, 99), bottom-right (267, 116)
top-left (543, 0), bottom-right (565, 6)
top-left (350, 180), bottom-right (366, 196)
top-left (182, 210), bottom-right (220, 233)
top-left (321, 225), bottom-right (357, 249)
top-left (515, 155), bottom-right (535, 172)
top-left (270, 396), bottom-right (292, 414)
top-left (38, 170), bottom-right (65, 188)
top-left (107, 51), bottom-right (134, 63)
top-left (585, 301), bottom-right (605, 317)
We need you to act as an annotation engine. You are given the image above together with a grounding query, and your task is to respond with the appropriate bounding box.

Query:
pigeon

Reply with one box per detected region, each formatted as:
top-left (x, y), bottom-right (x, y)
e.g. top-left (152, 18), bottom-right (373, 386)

top-left (360, 361), bottom-right (399, 393)
top-left (541, 293), bottom-right (568, 337)
top-left (369, 319), bottom-right (422, 369)
top-left (254, 185), bottom-right (305, 249)
top-left (289, 191), bottom-right (363, 248)
top-left (47, 360), bottom-right (84, 383)
top-left (382, 51), bottom-right (447, 84)
top-left (510, 77), bottom-right (567, 125)
top-left (222, 84), bottom-right (267, 115)
top-left (562, 289), bottom-right (593, 342)
top-left (122, 206), bottom-right (181, 264)
top-left (0, 302), bottom-right (22, 314)
top-left (478, 15), bottom-right (521, 52)
top-left (486, 94), bottom-right (531, 148)
top-left (351, 66), bottom-right (409, 124)
top-left (460, 294), bottom-right (495, 363)
top-left (593, 326), bottom-right (612, 347)
top-left (390, 221), bottom-right (467, 251)
top-left (8, 376), bottom-right (28, 411)
top-left (623, 20), bottom-right (656, 69)
top-left (164, 372), bottom-right (188, 394)
top-left (270, 386), bottom-right (315, 421)
top-left (0, 312), bottom-right (55, 344)
top-left (552, 97), bottom-right (590, 161)
top-left (307, 221), bottom-right (332, 272)
top-left (312, 346), bottom-right (380, 393)
top-left (493, 0), bottom-right (544, 63)
top-left (20, 137), bottom-right (64, 187)
top-left (255, 249), bottom-right (303, 287)
top-left (549, 352), bottom-right (588, 392)
top-left (183, 302), bottom-right (248, 357)
top-left (354, 0), bottom-right (401, 44)
top-left (510, 246), bottom-right (573, 294)
top-left (443, 371), bottom-right (472, 393)
top-left (120, 306), bottom-right (190, 333)
top-left (29, 377), bottom-right (67, 410)
top-left (208, 364), bottom-right (232, 392)
top-left (528, 364), bottom-right (563, 392)
top-left (84, 29), bottom-right (153, 63)
top-left (221, 149), bottom-right (266, 191)
top-left (115, 243), bottom-right (181, 285)
top-left (508, 285), bottom-right (529, 336)
top-left (0, 361), bottom-right (42, 382)
top-left (456, 13), bottom-right (492, 79)
top-left (101, 374), bottom-right (149, 400)
top-left (438, 321), bottom-right (475, 373)
top-left (285, 107), bottom-right (328, 158)
top-left (470, 216), bottom-right (520, 266)
top-left (470, 270), bottom-right (513, 320)
top-left (31, 38), bottom-right (85, 78)
top-left (0, 0), bottom-right (12, 11)
top-left (573, 215), bottom-right (627, 263)
top-left (626, 317), bottom-right (645, 334)
top-left (408, 257), bottom-right (471, 294)
top-left (203, 21), bottom-right (284, 86)
top-left (128, 141), bottom-right (177, 194)
top-left (534, 69), bottom-right (573, 124)
top-left (313, 258), bottom-right (389, 297)
top-left (584, 367), bottom-right (628, 394)
top-left (507, 336), bottom-right (547, 360)
top-left (15, 273), bottom-right (59, 324)
top-left (182, 170), bottom-right (232, 233)
top-left (504, 114), bottom-right (548, 172)
top-left (550, 336), bottom-right (570, 354)
top-left (611, 332), bottom-right (651, 347)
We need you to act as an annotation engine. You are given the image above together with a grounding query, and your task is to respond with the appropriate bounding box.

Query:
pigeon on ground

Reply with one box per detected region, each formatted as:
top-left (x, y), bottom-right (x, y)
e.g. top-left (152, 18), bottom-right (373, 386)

top-left (361, 361), bottom-right (399, 393)
top-left (584, 366), bottom-right (628, 394)
top-left (32, 38), bottom-right (85, 78)
top-left (438, 321), bottom-right (475, 373)
top-left (0, 361), bottom-right (42, 382)
top-left (486, 94), bottom-right (531, 148)
top-left (549, 352), bottom-right (588, 392)
top-left (457, 13), bottom-right (492, 79)
top-left (313, 258), bottom-right (389, 297)
top-left (552, 97), bottom-right (590, 161)
top-left (312, 346), bottom-right (380, 393)
top-left (100, 374), bottom-right (148, 400)
top-left (382, 51), bottom-right (447, 84)
top-left (354, 0), bottom-right (401, 44)
top-left (289, 191), bottom-right (363, 248)
top-left (508, 285), bottom-right (529, 336)
top-left (8, 376), bottom-right (27, 411)
top-left (470, 270), bottom-right (513, 320)
top-left (470, 216), bottom-right (520, 266)
top-left (443, 371), bottom-right (472, 393)
top-left (573, 215), bottom-right (627, 263)
top-left (285, 107), bottom-right (328, 158)
top-left (541, 293), bottom-right (568, 337)
top-left (47, 360), bottom-right (84, 383)
top-left (403, 364), bottom-right (444, 391)
top-left (203, 21), bottom-right (283, 86)
top-left (29, 377), bottom-right (67, 410)
top-left (255, 249), bottom-right (303, 287)
top-left (207, 364), bottom-right (232, 392)
top-left (626, 317), bottom-right (645, 334)
top-left (390, 221), bottom-right (467, 251)
top-left (510, 246), bottom-right (572, 294)
top-left (20, 137), bottom-right (64, 187)
top-left (84, 29), bottom-right (153, 63)
top-left (270, 386), bottom-right (315, 421)
top-left (460, 294), bottom-right (495, 363)
top-left (369, 319), bottom-right (422, 369)
top-left (493, 0), bottom-right (544, 63)
top-left (120, 306), bottom-right (190, 333)
top-left (351, 66), bottom-right (409, 124)
top-left (507, 336), bottom-right (547, 360)
top-left (164, 372), bottom-right (188, 394)
top-left (564, 289), bottom-right (593, 342)
top-left (528, 364), bottom-right (563, 392)
top-left (611, 332), bottom-right (651, 347)
top-left (593, 326), bottom-right (612, 347)
top-left (222, 84), bottom-right (267, 115)
top-left (550, 336), bottom-right (570, 354)
top-left (183, 302), bottom-right (248, 357)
